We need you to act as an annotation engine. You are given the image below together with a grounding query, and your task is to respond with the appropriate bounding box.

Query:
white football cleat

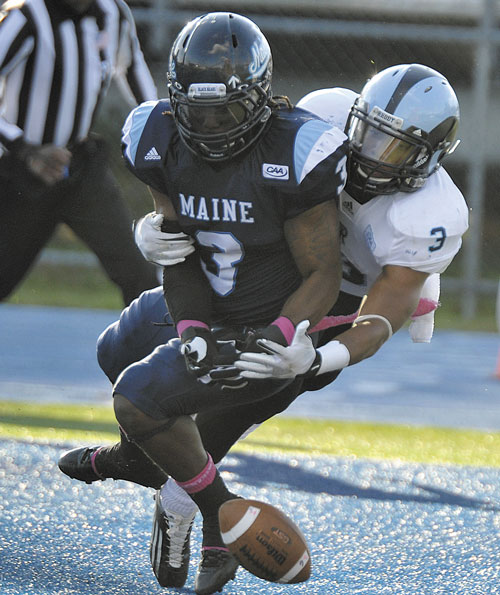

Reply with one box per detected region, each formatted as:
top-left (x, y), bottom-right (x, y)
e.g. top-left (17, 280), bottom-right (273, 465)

top-left (150, 490), bottom-right (196, 588)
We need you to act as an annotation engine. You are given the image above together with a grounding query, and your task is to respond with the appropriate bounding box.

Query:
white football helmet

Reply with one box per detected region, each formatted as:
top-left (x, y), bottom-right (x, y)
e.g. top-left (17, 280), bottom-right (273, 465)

top-left (346, 63), bottom-right (460, 200)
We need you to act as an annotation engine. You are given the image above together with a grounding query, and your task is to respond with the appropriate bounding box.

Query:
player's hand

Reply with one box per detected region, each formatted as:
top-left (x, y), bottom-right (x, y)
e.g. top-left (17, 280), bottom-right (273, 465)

top-left (134, 212), bottom-right (195, 266)
top-left (180, 326), bottom-right (219, 377)
top-left (242, 323), bottom-right (289, 354)
top-left (235, 321), bottom-right (317, 379)
top-left (209, 364), bottom-right (248, 390)
top-left (207, 338), bottom-right (248, 390)
top-left (21, 144), bottom-right (72, 185)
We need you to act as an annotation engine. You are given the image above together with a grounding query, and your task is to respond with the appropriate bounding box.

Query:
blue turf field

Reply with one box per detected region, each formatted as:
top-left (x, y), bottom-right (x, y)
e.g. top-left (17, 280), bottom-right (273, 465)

top-left (1, 304), bottom-right (500, 594)
top-left (1, 442), bottom-right (499, 594)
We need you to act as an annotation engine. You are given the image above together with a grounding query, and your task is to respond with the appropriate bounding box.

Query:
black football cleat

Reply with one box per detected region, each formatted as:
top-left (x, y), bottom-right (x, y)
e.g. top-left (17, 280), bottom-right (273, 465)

top-left (150, 490), bottom-right (196, 588)
top-left (58, 446), bottom-right (106, 484)
top-left (194, 548), bottom-right (239, 595)
top-left (58, 444), bottom-right (168, 488)
top-left (194, 511), bottom-right (239, 595)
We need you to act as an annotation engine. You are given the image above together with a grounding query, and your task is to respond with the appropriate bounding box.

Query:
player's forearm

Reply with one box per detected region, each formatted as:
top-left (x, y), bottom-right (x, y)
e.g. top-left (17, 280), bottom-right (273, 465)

top-left (279, 268), bottom-right (340, 329)
top-left (328, 322), bottom-right (390, 367)
top-left (147, 187), bottom-right (212, 331)
top-left (312, 316), bottom-right (392, 375)
top-left (283, 201), bottom-right (341, 328)
top-left (319, 268), bottom-right (425, 370)
top-left (163, 251), bottom-right (213, 331)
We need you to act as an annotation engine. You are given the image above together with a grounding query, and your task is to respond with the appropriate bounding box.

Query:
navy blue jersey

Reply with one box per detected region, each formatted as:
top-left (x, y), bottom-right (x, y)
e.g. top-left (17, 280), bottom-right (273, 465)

top-left (122, 99), bottom-right (348, 325)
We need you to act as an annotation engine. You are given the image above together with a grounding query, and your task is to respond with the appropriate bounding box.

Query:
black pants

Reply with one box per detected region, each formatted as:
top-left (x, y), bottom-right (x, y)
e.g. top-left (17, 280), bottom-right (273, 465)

top-left (0, 136), bottom-right (158, 305)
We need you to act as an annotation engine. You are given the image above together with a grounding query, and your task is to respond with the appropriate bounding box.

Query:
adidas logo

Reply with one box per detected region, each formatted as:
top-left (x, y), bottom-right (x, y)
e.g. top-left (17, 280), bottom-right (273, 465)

top-left (145, 147), bottom-right (161, 161)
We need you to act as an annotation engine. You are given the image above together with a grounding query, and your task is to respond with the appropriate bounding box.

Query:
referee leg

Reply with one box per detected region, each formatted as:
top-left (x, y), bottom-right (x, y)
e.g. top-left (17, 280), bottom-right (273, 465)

top-left (61, 158), bottom-right (159, 306)
top-left (0, 181), bottom-right (60, 301)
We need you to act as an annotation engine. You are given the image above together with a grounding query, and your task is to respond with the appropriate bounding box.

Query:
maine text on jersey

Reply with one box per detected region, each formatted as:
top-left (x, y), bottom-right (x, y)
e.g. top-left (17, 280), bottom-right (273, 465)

top-left (179, 194), bottom-right (254, 223)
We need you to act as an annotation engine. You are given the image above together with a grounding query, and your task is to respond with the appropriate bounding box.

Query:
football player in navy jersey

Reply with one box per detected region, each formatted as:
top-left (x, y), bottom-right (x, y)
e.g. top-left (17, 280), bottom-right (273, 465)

top-left (58, 12), bottom-right (348, 594)
top-left (59, 62), bottom-right (469, 593)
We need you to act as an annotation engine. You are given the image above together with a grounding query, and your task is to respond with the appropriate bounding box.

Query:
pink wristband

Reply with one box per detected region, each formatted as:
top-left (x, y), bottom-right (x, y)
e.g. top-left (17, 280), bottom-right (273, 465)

top-left (271, 316), bottom-right (295, 346)
top-left (176, 319), bottom-right (209, 336)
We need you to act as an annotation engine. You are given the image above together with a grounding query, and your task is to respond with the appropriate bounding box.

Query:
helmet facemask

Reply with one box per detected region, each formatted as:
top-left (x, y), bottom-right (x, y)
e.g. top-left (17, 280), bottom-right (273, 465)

top-left (169, 80), bottom-right (271, 161)
top-left (347, 100), bottom-right (436, 200)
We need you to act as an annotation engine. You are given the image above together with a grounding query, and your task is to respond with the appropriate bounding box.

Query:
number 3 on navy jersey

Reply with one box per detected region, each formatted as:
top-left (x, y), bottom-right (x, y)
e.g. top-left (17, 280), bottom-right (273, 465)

top-left (336, 155), bottom-right (348, 195)
top-left (429, 226), bottom-right (446, 252)
top-left (196, 230), bottom-right (244, 296)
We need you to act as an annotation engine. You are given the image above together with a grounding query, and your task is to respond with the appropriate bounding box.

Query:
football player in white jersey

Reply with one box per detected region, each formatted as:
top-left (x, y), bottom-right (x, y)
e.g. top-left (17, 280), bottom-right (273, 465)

top-left (234, 64), bottom-right (469, 380)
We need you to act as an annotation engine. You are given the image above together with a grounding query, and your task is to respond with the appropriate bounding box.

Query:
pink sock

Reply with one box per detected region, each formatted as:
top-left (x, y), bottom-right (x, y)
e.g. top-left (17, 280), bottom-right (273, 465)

top-left (175, 454), bottom-right (217, 494)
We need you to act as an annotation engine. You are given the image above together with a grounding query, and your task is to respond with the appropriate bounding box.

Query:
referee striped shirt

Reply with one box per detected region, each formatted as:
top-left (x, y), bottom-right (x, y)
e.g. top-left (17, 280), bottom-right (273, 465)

top-left (0, 0), bottom-right (157, 153)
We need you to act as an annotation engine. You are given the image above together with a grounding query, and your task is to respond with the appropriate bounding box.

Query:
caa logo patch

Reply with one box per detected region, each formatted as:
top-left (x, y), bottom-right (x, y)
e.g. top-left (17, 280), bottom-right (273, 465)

top-left (262, 163), bottom-right (289, 180)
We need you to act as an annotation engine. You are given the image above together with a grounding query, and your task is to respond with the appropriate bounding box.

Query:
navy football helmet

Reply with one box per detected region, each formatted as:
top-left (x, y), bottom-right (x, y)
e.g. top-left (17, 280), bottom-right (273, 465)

top-left (346, 63), bottom-right (460, 200)
top-left (167, 12), bottom-right (273, 161)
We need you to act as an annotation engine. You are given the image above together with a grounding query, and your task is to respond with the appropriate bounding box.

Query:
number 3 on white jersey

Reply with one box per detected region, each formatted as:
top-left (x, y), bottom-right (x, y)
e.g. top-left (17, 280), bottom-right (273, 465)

top-left (196, 230), bottom-right (244, 296)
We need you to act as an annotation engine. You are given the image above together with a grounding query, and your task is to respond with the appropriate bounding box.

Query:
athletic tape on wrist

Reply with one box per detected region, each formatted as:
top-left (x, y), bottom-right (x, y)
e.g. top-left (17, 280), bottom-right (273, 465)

top-left (316, 340), bottom-right (350, 375)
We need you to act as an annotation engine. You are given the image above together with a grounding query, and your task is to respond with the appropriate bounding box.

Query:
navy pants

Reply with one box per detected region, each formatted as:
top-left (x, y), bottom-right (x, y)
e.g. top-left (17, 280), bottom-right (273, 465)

top-left (97, 287), bottom-right (357, 462)
top-left (97, 287), bottom-right (305, 460)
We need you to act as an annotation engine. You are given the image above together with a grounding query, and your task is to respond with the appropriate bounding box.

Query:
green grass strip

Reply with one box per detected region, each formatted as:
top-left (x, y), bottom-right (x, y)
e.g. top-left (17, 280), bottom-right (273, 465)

top-left (1, 400), bottom-right (499, 467)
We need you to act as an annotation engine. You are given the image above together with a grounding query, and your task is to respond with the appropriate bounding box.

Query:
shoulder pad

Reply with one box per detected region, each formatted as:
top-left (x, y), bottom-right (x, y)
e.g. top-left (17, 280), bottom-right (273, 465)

top-left (122, 99), bottom-right (169, 167)
top-left (293, 117), bottom-right (347, 184)
top-left (297, 88), bottom-right (358, 132)
top-left (389, 169), bottom-right (469, 239)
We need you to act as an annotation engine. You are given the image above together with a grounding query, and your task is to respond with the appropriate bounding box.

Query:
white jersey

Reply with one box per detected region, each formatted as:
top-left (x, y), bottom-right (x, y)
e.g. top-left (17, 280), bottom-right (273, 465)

top-left (298, 88), bottom-right (469, 298)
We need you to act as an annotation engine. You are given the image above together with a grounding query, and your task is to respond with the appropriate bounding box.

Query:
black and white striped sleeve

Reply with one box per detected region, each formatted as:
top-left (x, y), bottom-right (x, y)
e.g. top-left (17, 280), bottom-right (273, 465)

top-left (114, 0), bottom-right (157, 106)
top-left (0, 8), bottom-right (33, 149)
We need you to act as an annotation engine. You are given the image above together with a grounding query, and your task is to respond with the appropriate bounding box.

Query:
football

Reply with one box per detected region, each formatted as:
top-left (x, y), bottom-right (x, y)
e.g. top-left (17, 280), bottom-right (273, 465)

top-left (219, 498), bottom-right (311, 584)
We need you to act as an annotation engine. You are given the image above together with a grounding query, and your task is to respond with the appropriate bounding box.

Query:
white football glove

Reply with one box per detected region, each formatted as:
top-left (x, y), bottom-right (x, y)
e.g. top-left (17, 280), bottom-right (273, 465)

top-left (235, 320), bottom-right (316, 379)
top-left (134, 211), bottom-right (195, 266)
